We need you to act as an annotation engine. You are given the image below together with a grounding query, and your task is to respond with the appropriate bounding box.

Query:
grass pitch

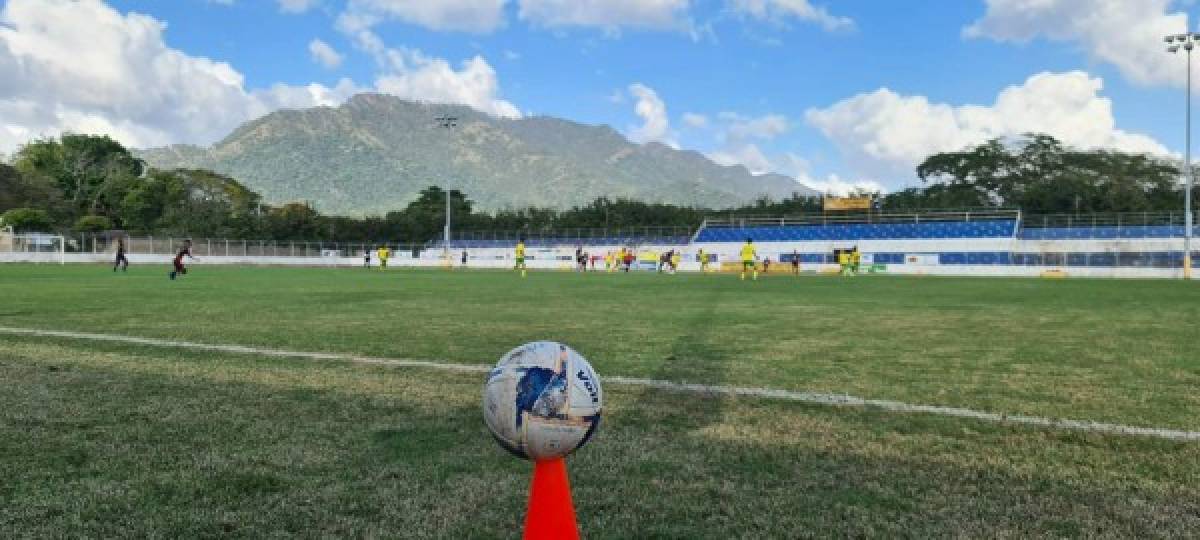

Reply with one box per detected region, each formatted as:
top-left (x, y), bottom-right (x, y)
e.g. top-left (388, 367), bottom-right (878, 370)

top-left (1, 264), bottom-right (1199, 537)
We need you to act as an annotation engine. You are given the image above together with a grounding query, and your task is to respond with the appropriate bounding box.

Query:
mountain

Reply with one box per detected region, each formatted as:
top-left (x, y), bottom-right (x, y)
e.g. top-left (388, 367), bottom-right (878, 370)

top-left (138, 94), bottom-right (816, 215)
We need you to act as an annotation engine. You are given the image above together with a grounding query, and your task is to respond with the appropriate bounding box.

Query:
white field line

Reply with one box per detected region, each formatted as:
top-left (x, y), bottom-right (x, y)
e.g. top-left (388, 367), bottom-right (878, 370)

top-left (2, 325), bottom-right (1198, 442)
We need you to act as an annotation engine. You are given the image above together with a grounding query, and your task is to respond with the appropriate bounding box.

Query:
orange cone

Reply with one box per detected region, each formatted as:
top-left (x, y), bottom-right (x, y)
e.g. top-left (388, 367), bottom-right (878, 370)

top-left (523, 458), bottom-right (580, 540)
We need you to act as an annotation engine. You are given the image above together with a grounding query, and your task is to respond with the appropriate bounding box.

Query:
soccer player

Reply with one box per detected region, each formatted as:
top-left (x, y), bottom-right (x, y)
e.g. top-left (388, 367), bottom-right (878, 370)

top-left (670, 250), bottom-right (681, 274)
top-left (698, 248), bottom-right (709, 273)
top-left (763, 256), bottom-right (771, 274)
top-left (851, 247), bottom-right (862, 275)
top-left (113, 237), bottom-right (129, 272)
top-left (515, 239), bottom-right (527, 278)
top-left (363, 249), bottom-right (371, 268)
top-left (461, 250), bottom-right (469, 268)
top-left (791, 249), bottom-right (800, 275)
top-left (377, 245), bottom-right (390, 270)
top-left (740, 238), bottom-right (758, 281)
top-left (169, 239), bottom-right (195, 280)
top-left (838, 249), bottom-right (851, 276)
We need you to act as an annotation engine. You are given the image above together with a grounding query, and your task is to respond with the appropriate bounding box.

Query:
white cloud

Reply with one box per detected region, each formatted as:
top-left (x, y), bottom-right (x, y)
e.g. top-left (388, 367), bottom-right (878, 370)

top-left (259, 79), bottom-right (363, 110)
top-left (0, 0), bottom-right (515, 154)
top-left (339, 0), bottom-right (508, 34)
top-left (308, 38), bottom-right (344, 68)
top-left (719, 112), bottom-right (788, 140)
top-left (796, 173), bottom-right (883, 196)
top-left (374, 50), bottom-right (520, 118)
top-left (805, 71), bottom-right (1169, 185)
top-left (695, 112), bottom-right (791, 175)
top-left (709, 143), bottom-right (773, 175)
top-left (627, 83), bottom-right (674, 145)
top-left (0, 0), bottom-right (271, 151)
top-left (518, 0), bottom-right (690, 32)
top-left (682, 112), bottom-right (708, 128)
top-left (965, 0), bottom-right (1187, 87)
top-left (340, 25), bottom-right (520, 118)
top-left (728, 0), bottom-right (854, 32)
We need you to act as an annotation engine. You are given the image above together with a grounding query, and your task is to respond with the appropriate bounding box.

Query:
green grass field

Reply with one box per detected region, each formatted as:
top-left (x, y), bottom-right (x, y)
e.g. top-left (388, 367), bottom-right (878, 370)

top-left (2, 264), bottom-right (1199, 537)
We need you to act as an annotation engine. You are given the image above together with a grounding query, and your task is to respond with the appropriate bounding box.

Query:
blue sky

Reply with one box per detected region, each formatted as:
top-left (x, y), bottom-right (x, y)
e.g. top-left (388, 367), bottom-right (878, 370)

top-left (2, 0), bottom-right (1196, 193)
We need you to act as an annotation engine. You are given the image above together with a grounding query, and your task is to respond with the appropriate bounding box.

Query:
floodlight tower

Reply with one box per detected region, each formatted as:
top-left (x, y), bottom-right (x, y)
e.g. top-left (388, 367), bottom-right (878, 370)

top-left (1166, 33), bottom-right (1196, 279)
top-left (436, 115), bottom-right (459, 265)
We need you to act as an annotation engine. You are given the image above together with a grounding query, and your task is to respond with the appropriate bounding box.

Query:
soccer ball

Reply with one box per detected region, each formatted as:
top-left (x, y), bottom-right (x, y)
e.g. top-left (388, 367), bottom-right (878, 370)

top-left (483, 341), bottom-right (603, 461)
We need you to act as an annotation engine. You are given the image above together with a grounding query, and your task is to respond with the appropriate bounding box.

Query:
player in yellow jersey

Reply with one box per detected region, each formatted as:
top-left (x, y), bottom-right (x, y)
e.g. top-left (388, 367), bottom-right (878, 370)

top-left (377, 245), bottom-right (390, 270)
top-left (740, 238), bottom-right (758, 281)
top-left (515, 239), bottom-right (527, 278)
top-left (698, 248), bottom-right (709, 273)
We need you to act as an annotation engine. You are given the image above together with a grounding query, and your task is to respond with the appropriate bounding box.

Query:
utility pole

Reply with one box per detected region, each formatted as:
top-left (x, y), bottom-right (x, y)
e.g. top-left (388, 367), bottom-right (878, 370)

top-left (1166, 33), bottom-right (1196, 279)
top-left (435, 115), bottom-right (458, 267)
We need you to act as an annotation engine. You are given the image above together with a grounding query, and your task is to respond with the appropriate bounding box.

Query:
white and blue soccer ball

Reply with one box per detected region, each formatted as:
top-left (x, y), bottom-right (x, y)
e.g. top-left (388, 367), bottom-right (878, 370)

top-left (483, 341), bottom-right (603, 461)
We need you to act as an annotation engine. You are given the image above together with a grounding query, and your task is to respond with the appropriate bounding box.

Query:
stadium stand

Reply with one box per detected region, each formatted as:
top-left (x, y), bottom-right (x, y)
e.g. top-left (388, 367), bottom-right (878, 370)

top-left (686, 210), bottom-right (1198, 271)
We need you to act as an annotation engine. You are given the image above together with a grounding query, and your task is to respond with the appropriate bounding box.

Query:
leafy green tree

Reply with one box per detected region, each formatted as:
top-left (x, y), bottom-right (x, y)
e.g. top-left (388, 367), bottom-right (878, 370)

top-left (263, 202), bottom-right (322, 240)
top-left (909, 134), bottom-right (1182, 214)
top-left (1, 208), bottom-right (54, 232)
top-left (0, 163), bottom-right (67, 217)
top-left (12, 134), bottom-right (144, 221)
top-left (73, 215), bottom-right (114, 233)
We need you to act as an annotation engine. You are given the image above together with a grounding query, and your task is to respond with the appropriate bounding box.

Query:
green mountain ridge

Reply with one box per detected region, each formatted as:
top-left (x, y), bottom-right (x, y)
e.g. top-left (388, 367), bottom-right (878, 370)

top-left (138, 94), bottom-right (815, 215)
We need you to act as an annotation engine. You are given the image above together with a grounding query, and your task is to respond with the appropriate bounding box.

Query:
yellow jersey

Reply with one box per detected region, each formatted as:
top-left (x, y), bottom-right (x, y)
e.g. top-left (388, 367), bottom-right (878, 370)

top-left (740, 244), bottom-right (756, 262)
top-left (377, 248), bottom-right (390, 260)
top-left (515, 243), bottom-right (526, 257)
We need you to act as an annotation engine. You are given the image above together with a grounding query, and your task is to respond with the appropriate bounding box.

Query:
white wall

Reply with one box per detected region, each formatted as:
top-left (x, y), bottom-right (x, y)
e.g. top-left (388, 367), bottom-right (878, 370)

top-left (2, 237), bottom-right (1193, 279)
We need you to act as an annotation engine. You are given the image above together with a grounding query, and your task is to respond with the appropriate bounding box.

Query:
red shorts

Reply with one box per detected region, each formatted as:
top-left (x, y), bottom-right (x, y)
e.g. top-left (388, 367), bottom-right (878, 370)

top-left (173, 260), bottom-right (186, 273)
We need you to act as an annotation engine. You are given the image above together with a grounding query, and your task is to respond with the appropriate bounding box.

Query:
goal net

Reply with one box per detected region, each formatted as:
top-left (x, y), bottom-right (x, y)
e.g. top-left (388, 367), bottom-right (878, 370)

top-left (0, 229), bottom-right (66, 264)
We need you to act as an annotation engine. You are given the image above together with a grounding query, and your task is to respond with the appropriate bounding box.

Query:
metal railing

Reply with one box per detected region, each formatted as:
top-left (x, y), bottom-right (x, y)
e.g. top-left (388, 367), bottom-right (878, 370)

top-left (425, 225), bottom-right (695, 247)
top-left (699, 209), bottom-right (1021, 229)
top-left (1020, 212), bottom-right (1188, 228)
top-left (72, 234), bottom-right (424, 258)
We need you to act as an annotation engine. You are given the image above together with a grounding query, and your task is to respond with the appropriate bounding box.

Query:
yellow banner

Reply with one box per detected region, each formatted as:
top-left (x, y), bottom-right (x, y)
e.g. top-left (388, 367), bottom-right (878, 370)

top-left (823, 196), bottom-right (872, 211)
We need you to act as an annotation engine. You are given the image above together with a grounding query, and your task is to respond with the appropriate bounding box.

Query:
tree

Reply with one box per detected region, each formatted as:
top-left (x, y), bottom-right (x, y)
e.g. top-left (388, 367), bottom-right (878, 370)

top-left (73, 215), bottom-right (114, 233)
top-left (0, 163), bottom-right (67, 217)
top-left (910, 134), bottom-right (1181, 214)
top-left (263, 202), bottom-right (322, 240)
top-left (1, 208), bottom-right (54, 232)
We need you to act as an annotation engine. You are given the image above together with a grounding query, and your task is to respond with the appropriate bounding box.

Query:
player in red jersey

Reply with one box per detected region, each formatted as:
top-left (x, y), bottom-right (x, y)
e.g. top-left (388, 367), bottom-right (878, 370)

top-left (169, 239), bottom-right (196, 280)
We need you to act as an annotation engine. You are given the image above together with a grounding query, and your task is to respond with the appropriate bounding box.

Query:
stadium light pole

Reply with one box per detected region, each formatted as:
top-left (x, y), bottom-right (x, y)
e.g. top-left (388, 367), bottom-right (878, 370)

top-left (1167, 33), bottom-right (1196, 279)
top-left (436, 116), bottom-right (459, 265)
